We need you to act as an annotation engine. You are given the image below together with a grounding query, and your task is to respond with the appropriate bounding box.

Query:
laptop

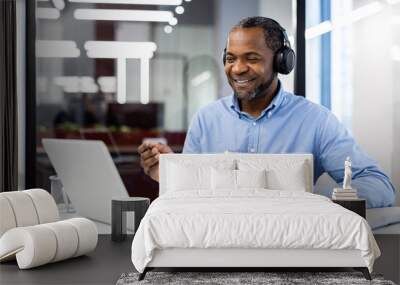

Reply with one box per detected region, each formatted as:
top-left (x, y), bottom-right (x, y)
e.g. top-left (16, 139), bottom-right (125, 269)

top-left (42, 139), bottom-right (130, 226)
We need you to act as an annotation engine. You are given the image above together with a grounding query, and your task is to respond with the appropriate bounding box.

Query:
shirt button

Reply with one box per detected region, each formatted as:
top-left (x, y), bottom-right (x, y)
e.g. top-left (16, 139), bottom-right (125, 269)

top-left (250, 148), bottom-right (255, 153)
top-left (252, 122), bottom-right (256, 126)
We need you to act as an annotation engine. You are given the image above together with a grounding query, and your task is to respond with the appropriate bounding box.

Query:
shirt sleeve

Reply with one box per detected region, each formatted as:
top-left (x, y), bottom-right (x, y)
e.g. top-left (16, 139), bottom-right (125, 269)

top-left (182, 112), bottom-right (202, 154)
top-left (314, 111), bottom-right (396, 208)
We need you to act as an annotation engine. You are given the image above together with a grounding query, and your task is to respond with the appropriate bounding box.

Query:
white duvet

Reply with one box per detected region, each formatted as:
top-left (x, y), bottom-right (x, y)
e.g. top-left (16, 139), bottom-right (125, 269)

top-left (131, 190), bottom-right (380, 273)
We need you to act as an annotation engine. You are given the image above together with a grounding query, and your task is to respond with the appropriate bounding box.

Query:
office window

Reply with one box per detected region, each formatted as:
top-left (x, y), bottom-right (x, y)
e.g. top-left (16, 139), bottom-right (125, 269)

top-left (306, 0), bottom-right (351, 125)
top-left (306, 0), bottom-right (400, 200)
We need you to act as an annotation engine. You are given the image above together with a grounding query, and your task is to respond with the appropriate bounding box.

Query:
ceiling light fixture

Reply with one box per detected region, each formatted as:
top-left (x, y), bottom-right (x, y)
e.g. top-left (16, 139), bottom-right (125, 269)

top-left (74, 9), bottom-right (175, 23)
top-left (53, 76), bottom-right (99, 93)
top-left (36, 40), bottom-right (80, 58)
top-left (84, 41), bottom-right (157, 104)
top-left (69, 0), bottom-right (182, 5)
top-left (52, 0), bottom-right (65, 10)
top-left (84, 41), bottom-right (157, 58)
top-left (169, 17), bottom-right (178, 26)
top-left (164, 25), bottom-right (173, 33)
top-left (175, 6), bottom-right (184, 14)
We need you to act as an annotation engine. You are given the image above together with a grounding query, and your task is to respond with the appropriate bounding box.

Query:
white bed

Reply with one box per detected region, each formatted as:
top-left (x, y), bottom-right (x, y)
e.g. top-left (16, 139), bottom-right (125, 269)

top-left (131, 154), bottom-right (380, 280)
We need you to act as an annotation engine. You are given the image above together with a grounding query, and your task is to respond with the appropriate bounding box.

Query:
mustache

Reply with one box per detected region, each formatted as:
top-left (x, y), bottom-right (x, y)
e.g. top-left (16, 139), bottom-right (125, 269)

top-left (233, 73), bottom-right (276, 101)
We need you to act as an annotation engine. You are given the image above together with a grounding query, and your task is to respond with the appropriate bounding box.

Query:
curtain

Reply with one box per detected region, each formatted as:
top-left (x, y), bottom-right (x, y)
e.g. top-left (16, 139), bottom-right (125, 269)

top-left (0, 0), bottom-right (17, 192)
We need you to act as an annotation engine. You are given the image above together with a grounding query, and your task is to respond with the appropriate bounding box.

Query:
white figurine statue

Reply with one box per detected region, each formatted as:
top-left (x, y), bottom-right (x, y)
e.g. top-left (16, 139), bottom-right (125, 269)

top-left (342, 156), bottom-right (352, 190)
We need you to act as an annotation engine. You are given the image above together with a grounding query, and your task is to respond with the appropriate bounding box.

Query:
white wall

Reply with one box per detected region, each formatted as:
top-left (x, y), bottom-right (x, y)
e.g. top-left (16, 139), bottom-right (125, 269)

top-left (16, 0), bottom-right (25, 190)
top-left (352, 7), bottom-right (399, 205)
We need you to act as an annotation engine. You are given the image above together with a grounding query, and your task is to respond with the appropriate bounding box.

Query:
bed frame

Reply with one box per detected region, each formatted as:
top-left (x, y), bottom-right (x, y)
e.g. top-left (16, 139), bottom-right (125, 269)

top-left (138, 248), bottom-right (371, 280)
top-left (138, 154), bottom-right (371, 281)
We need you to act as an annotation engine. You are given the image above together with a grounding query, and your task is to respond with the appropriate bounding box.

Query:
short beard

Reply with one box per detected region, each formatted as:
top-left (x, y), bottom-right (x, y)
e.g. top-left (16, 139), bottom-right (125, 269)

top-left (234, 72), bottom-right (276, 102)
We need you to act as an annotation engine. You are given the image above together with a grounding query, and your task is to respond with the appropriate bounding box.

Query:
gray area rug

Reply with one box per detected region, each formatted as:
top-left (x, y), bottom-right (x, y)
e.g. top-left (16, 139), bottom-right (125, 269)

top-left (116, 272), bottom-right (396, 285)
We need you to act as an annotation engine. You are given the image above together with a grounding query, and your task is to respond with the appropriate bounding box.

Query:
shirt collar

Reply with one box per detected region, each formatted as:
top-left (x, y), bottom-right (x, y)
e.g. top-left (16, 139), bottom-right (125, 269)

top-left (230, 80), bottom-right (285, 119)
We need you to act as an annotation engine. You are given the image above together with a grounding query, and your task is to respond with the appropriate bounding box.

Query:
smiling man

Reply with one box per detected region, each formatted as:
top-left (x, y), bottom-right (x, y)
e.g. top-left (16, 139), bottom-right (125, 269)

top-left (138, 17), bottom-right (395, 208)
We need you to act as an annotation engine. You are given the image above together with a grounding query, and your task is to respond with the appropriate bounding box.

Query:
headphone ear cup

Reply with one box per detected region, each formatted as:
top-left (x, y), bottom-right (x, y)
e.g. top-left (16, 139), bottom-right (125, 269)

top-left (222, 48), bottom-right (227, 65)
top-left (274, 47), bottom-right (295, 75)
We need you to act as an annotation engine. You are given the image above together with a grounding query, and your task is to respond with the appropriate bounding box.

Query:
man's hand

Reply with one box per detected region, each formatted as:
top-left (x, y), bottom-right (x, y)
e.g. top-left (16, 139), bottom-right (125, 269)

top-left (138, 142), bottom-right (173, 182)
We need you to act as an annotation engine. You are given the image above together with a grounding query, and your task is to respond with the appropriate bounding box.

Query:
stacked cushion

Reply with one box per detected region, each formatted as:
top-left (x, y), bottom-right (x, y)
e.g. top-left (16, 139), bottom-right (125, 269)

top-left (0, 218), bottom-right (97, 269)
top-left (0, 189), bottom-right (59, 237)
top-left (0, 189), bottom-right (97, 269)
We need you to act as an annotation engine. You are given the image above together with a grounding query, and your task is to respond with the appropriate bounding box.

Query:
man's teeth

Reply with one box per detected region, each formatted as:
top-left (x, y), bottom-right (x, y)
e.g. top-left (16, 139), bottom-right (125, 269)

top-left (235, 79), bottom-right (252, 83)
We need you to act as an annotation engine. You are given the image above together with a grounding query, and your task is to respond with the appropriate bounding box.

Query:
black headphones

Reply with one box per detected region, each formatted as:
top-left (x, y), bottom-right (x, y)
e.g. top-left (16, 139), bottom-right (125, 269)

top-left (222, 19), bottom-right (295, 75)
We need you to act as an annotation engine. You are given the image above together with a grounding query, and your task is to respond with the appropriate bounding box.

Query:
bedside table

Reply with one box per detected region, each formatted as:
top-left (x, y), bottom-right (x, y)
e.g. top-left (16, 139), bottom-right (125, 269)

top-left (332, 199), bottom-right (366, 218)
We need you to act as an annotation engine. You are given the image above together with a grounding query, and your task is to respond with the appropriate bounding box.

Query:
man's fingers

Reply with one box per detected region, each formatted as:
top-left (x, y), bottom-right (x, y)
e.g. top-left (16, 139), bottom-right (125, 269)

top-left (140, 149), bottom-right (159, 167)
top-left (155, 143), bottom-right (173, 154)
top-left (142, 159), bottom-right (159, 175)
top-left (139, 143), bottom-right (167, 182)
top-left (143, 154), bottom-right (159, 168)
top-left (140, 147), bottom-right (158, 162)
top-left (138, 142), bottom-right (156, 154)
top-left (138, 143), bottom-right (163, 182)
top-left (137, 143), bottom-right (148, 154)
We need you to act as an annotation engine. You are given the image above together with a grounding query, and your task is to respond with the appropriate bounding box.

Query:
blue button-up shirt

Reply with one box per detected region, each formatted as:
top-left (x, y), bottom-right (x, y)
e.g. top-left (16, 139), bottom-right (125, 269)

top-left (183, 84), bottom-right (395, 208)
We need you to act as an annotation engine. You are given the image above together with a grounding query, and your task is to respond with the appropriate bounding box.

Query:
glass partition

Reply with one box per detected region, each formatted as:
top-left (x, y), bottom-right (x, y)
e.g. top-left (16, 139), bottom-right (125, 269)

top-left (32, 0), bottom-right (297, 201)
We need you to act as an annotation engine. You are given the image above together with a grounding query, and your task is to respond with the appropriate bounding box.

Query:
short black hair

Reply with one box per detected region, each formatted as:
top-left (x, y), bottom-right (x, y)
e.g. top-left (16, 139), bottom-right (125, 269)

top-left (231, 16), bottom-right (284, 53)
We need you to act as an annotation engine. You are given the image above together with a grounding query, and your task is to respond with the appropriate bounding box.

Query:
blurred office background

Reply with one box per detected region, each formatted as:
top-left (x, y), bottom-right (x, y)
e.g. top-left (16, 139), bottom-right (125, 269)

top-left (17, 0), bottom-right (399, 204)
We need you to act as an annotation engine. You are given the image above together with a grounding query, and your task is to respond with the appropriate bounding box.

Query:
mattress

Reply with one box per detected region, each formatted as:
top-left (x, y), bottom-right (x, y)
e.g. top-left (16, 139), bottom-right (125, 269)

top-left (131, 190), bottom-right (380, 273)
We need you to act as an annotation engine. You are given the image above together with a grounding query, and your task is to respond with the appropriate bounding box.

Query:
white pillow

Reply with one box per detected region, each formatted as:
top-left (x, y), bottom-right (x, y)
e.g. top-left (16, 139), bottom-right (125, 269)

top-left (211, 168), bottom-right (236, 190)
top-left (211, 169), bottom-right (267, 190)
top-left (237, 159), bottom-right (309, 191)
top-left (166, 160), bottom-right (236, 192)
top-left (236, 169), bottom-right (267, 189)
top-left (167, 163), bottom-right (210, 191)
top-left (267, 166), bottom-right (307, 191)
